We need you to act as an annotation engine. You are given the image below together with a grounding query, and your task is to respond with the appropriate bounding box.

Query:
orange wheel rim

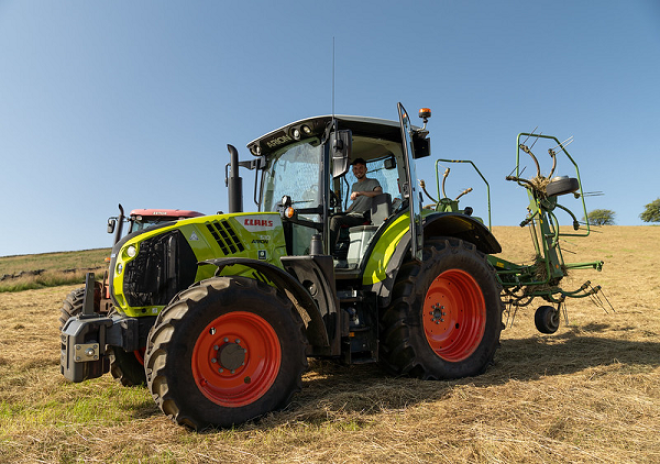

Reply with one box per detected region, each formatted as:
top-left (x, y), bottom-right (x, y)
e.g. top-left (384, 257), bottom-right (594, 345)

top-left (192, 311), bottom-right (281, 408)
top-left (423, 269), bottom-right (486, 362)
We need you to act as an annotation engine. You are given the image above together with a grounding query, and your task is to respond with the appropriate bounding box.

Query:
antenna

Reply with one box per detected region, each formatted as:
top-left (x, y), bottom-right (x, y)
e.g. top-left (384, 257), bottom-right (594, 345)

top-left (332, 37), bottom-right (335, 118)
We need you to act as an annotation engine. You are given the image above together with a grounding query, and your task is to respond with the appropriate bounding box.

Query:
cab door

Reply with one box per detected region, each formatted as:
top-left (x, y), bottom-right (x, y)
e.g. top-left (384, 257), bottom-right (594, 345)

top-left (397, 102), bottom-right (424, 262)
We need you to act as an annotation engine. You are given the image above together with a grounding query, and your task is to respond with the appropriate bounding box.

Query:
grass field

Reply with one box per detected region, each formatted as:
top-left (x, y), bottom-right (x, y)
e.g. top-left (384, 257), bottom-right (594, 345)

top-left (0, 248), bottom-right (110, 293)
top-left (0, 226), bottom-right (659, 463)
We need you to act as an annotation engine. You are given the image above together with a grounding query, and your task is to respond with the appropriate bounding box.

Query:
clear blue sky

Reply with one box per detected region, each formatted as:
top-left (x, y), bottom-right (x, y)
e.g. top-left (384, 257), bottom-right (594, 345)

top-left (1, 0), bottom-right (658, 257)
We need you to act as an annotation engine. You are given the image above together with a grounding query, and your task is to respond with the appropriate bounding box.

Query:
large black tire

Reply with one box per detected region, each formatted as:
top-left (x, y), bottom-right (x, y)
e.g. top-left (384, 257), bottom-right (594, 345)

top-left (59, 281), bottom-right (105, 329)
top-left (109, 346), bottom-right (147, 387)
top-left (380, 237), bottom-right (503, 379)
top-left (59, 287), bottom-right (85, 330)
top-left (144, 276), bottom-right (308, 430)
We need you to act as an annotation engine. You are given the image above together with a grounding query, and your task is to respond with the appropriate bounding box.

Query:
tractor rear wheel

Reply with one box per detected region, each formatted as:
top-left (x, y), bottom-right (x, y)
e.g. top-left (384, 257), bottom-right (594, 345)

top-left (145, 276), bottom-right (308, 430)
top-left (381, 237), bottom-right (503, 379)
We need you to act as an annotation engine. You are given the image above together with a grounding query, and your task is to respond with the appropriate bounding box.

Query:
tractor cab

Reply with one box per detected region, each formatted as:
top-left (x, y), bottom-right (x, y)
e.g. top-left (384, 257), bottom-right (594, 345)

top-left (246, 106), bottom-right (430, 271)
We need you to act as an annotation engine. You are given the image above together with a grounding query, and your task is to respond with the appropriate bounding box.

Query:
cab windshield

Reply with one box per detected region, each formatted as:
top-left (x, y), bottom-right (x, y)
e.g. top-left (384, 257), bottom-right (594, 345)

top-left (260, 139), bottom-right (323, 255)
top-left (261, 139), bottom-right (322, 213)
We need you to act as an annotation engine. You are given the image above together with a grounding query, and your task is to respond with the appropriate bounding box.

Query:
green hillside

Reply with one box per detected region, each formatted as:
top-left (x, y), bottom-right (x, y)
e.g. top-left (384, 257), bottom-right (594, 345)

top-left (0, 248), bottom-right (111, 292)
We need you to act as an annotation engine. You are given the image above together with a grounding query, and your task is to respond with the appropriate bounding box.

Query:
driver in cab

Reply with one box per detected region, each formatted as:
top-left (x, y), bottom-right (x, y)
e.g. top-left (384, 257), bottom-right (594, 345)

top-left (330, 157), bottom-right (382, 252)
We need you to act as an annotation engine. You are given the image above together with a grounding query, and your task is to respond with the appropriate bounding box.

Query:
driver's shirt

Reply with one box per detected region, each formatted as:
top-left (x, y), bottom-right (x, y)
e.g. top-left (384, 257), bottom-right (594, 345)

top-left (350, 178), bottom-right (381, 215)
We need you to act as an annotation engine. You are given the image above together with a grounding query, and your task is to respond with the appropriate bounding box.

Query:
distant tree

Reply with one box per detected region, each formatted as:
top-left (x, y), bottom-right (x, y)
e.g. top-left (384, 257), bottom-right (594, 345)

top-left (585, 209), bottom-right (616, 225)
top-left (640, 198), bottom-right (660, 223)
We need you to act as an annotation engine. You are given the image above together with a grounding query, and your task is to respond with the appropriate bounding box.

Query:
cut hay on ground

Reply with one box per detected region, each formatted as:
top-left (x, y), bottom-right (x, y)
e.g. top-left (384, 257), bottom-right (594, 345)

top-left (0, 226), bottom-right (659, 463)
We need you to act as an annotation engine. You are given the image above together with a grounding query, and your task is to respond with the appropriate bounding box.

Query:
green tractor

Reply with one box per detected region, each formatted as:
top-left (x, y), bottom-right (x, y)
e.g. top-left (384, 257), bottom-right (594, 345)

top-left (60, 103), bottom-right (600, 430)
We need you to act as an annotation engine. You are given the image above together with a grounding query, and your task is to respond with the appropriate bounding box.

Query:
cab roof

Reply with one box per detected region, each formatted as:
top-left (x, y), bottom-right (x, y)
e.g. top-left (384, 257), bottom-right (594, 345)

top-left (247, 115), bottom-right (410, 158)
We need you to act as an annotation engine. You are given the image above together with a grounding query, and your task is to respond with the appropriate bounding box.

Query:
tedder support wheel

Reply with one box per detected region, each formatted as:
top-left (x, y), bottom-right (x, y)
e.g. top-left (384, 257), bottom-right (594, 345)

top-left (534, 305), bottom-right (561, 334)
top-left (144, 276), bottom-right (308, 430)
top-left (546, 176), bottom-right (579, 197)
top-left (380, 237), bottom-right (503, 379)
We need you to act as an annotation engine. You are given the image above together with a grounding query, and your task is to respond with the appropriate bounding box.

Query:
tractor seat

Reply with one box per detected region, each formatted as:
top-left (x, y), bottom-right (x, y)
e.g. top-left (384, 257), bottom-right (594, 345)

top-left (346, 193), bottom-right (393, 266)
top-left (348, 193), bottom-right (393, 233)
top-left (370, 193), bottom-right (393, 226)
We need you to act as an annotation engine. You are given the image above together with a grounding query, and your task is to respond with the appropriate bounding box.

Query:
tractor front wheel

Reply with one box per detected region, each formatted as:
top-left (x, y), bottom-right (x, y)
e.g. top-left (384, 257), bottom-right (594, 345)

top-left (381, 237), bottom-right (503, 379)
top-left (145, 276), bottom-right (308, 430)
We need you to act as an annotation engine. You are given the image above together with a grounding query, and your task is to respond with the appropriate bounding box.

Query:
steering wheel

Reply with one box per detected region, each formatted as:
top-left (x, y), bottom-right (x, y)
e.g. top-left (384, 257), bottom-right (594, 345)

top-left (329, 190), bottom-right (341, 208)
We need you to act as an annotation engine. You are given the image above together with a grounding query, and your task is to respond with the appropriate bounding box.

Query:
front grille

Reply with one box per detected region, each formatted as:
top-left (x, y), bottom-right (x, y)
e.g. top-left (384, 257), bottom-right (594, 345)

top-left (123, 230), bottom-right (197, 307)
top-left (206, 220), bottom-right (245, 255)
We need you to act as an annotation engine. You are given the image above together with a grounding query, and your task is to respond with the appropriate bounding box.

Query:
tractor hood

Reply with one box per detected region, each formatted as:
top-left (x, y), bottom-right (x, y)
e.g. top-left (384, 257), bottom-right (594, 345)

top-left (108, 212), bottom-right (287, 318)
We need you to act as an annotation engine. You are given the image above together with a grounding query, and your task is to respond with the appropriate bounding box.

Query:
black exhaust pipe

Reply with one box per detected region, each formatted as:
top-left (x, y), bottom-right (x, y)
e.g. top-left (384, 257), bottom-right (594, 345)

top-left (114, 204), bottom-right (125, 245)
top-left (227, 144), bottom-right (243, 213)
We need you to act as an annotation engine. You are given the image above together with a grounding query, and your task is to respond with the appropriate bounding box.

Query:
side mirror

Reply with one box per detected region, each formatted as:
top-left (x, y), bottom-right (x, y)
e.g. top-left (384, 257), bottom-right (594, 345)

top-left (412, 133), bottom-right (430, 159)
top-left (107, 219), bottom-right (116, 234)
top-left (330, 130), bottom-right (352, 178)
top-left (384, 155), bottom-right (396, 170)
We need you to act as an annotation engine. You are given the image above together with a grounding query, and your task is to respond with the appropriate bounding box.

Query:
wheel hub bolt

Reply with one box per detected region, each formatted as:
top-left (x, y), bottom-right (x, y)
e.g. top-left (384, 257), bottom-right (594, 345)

top-left (430, 303), bottom-right (446, 322)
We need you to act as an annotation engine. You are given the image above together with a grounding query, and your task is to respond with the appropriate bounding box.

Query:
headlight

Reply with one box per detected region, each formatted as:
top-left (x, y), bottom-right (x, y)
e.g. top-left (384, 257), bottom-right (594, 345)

top-left (126, 245), bottom-right (137, 258)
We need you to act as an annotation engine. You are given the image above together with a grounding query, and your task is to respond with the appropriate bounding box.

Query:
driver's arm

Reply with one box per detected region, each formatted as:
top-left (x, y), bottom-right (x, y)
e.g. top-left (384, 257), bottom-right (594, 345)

top-left (350, 186), bottom-right (383, 201)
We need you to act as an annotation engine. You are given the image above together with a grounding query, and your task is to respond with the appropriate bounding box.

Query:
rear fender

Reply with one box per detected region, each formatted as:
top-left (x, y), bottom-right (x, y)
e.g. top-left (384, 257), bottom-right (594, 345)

top-left (423, 213), bottom-right (501, 255)
top-left (369, 213), bottom-right (501, 307)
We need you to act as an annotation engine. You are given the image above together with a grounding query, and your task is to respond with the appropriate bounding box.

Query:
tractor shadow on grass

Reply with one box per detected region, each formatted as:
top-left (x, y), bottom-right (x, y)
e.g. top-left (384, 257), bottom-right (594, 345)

top-left (269, 323), bottom-right (660, 428)
top-left (495, 324), bottom-right (660, 379)
top-left (128, 322), bottom-right (660, 431)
